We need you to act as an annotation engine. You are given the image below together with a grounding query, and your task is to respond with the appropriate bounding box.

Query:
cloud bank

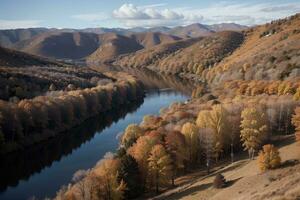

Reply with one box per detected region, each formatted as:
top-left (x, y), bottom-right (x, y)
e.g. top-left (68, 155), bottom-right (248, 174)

top-left (0, 19), bottom-right (41, 29)
top-left (112, 2), bottom-right (300, 27)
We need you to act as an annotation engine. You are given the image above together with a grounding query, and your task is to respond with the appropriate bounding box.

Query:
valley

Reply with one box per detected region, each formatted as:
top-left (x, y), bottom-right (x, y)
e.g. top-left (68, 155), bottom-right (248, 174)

top-left (0, 5), bottom-right (299, 200)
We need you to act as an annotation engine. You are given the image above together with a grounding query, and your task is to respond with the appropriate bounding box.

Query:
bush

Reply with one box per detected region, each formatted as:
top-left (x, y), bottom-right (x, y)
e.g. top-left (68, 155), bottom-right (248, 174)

top-left (213, 173), bottom-right (226, 188)
top-left (257, 144), bottom-right (281, 172)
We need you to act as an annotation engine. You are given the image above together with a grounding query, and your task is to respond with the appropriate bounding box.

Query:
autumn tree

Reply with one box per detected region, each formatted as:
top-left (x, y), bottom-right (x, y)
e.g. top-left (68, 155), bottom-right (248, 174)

top-left (121, 124), bottom-right (144, 149)
top-left (257, 144), bottom-right (281, 172)
top-left (196, 105), bottom-right (229, 162)
top-left (165, 131), bottom-right (186, 185)
top-left (240, 107), bottom-right (268, 159)
top-left (292, 107), bottom-right (300, 142)
top-left (199, 128), bottom-right (215, 174)
top-left (128, 135), bottom-right (159, 189)
top-left (93, 158), bottom-right (126, 200)
top-left (148, 144), bottom-right (173, 194)
top-left (181, 122), bottom-right (199, 164)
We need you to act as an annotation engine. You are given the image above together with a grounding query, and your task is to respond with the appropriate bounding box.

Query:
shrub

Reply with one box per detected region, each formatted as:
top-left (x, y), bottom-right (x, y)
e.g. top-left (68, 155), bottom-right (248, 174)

top-left (257, 144), bottom-right (281, 172)
top-left (213, 173), bottom-right (226, 188)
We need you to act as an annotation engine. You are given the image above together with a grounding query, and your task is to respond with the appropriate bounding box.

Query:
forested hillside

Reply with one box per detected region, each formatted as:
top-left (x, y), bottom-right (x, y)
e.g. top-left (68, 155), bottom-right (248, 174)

top-left (115, 14), bottom-right (300, 83)
top-left (0, 47), bottom-right (144, 154)
top-left (54, 13), bottom-right (300, 200)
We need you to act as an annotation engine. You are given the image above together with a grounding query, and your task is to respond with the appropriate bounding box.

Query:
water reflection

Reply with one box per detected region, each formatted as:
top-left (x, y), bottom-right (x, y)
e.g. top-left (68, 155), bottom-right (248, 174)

top-left (0, 89), bottom-right (188, 200)
top-left (0, 98), bottom-right (143, 193)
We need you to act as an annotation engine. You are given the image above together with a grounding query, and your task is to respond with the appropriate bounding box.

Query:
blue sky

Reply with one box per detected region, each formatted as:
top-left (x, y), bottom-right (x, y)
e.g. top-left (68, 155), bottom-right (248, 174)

top-left (0, 0), bottom-right (299, 29)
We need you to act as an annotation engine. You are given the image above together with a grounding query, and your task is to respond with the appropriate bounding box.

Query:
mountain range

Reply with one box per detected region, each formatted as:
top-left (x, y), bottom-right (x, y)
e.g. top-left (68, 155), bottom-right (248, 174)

top-left (0, 23), bottom-right (247, 63)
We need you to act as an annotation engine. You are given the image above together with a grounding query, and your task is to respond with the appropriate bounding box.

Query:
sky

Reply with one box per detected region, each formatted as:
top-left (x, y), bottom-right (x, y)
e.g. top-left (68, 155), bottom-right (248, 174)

top-left (0, 0), bottom-right (299, 29)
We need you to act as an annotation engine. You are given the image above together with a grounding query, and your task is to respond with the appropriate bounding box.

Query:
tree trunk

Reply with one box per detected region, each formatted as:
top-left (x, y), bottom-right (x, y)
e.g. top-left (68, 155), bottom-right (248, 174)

top-left (156, 171), bottom-right (159, 194)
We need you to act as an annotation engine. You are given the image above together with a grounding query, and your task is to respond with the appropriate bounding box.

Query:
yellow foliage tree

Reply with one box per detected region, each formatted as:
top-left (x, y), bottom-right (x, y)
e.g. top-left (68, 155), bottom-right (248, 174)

top-left (93, 158), bottom-right (126, 200)
top-left (196, 105), bottom-right (229, 161)
top-left (240, 108), bottom-right (268, 159)
top-left (181, 122), bottom-right (199, 164)
top-left (127, 135), bottom-right (159, 189)
top-left (292, 107), bottom-right (300, 142)
top-left (121, 124), bottom-right (144, 149)
top-left (257, 144), bottom-right (281, 172)
top-left (148, 144), bottom-right (173, 194)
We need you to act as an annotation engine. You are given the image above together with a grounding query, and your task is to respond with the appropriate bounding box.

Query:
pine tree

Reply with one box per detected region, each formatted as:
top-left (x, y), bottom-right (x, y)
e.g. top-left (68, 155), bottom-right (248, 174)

top-left (118, 155), bottom-right (143, 198)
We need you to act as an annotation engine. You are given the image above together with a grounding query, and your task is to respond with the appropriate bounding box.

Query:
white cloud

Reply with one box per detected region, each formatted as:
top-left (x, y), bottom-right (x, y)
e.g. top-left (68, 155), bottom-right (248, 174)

top-left (112, 2), bottom-right (300, 28)
top-left (0, 19), bottom-right (42, 29)
top-left (71, 13), bottom-right (108, 21)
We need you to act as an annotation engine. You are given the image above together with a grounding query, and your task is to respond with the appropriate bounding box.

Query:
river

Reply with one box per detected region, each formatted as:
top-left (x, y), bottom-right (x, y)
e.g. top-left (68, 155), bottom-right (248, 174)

top-left (0, 71), bottom-right (193, 200)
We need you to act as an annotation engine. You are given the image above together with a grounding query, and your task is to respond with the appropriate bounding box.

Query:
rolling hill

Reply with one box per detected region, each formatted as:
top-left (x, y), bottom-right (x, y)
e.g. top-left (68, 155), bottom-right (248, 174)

top-left (114, 31), bottom-right (244, 75)
top-left (0, 28), bottom-right (49, 48)
top-left (129, 32), bottom-right (181, 48)
top-left (13, 31), bottom-right (101, 60)
top-left (11, 30), bottom-right (184, 63)
top-left (0, 45), bottom-right (61, 67)
top-left (170, 23), bottom-right (215, 38)
top-left (206, 13), bottom-right (300, 84)
top-left (115, 13), bottom-right (300, 83)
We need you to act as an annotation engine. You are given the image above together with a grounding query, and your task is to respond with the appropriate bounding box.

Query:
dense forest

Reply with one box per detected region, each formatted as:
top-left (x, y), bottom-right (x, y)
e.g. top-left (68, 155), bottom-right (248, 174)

top-left (52, 14), bottom-right (300, 200)
top-left (0, 47), bottom-right (144, 153)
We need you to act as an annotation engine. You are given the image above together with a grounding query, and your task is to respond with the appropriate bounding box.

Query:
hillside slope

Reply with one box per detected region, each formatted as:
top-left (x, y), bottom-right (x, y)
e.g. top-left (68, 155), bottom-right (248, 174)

top-left (206, 14), bottom-right (300, 84)
top-left (155, 137), bottom-right (300, 200)
top-left (86, 33), bottom-right (144, 64)
top-left (170, 23), bottom-right (215, 38)
top-left (14, 31), bottom-right (101, 60)
top-left (115, 14), bottom-right (300, 82)
top-left (0, 46), bottom-right (61, 67)
top-left (129, 32), bottom-right (181, 48)
top-left (0, 28), bottom-right (48, 48)
top-left (114, 37), bottom-right (202, 70)
top-left (115, 31), bottom-right (244, 75)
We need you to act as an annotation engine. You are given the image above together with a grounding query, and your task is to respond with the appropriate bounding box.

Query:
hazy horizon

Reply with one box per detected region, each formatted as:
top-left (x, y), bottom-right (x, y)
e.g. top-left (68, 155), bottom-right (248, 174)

top-left (0, 0), bottom-right (300, 30)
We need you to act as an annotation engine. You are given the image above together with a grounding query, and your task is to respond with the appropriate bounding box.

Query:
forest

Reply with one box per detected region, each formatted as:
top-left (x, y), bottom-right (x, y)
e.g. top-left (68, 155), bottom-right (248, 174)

top-left (0, 53), bottom-right (144, 153)
top-left (53, 88), bottom-right (300, 200)
top-left (0, 8), bottom-right (299, 200)
top-left (51, 14), bottom-right (300, 200)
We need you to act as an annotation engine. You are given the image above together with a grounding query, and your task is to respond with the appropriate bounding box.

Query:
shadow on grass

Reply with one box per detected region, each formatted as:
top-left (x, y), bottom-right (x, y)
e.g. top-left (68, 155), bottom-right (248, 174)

top-left (225, 177), bottom-right (243, 187)
top-left (281, 159), bottom-right (299, 168)
top-left (167, 183), bottom-right (213, 200)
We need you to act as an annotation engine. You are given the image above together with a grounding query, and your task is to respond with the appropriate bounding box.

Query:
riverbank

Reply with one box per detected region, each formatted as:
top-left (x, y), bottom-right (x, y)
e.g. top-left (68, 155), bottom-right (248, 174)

top-left (0, 88), bottom-right (188, 200)
top-left (0, 72), bottom-right (144, 154)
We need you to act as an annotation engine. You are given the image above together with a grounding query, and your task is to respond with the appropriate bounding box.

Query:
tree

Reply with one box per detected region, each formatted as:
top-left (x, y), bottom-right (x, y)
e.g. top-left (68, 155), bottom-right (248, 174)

top-left (148, 144), bottom-right (173, 194)
top-left (257, 144), bottom-right (281, 172)
top-left (93, 158), bottom-right (126, 200)
top-left (292, 107), bottom-right (300, 142)
top-left (121, 124), bottom-right (143, 149)
top-left (128, 135), bottom-right (159, 189)
top-left (213, 173), bottom-right (227, 188)
top-left (200, 128), bottom-right (214, 174)
top-left (0, 128), bottom-right (4, 148)
top-left (181, 122), bottom-right (199, 164)
top-left (196, 105), bottom-right (229, 162)
top-left (118, 155), bottom-right (143, 199)
top-left (240, 108), bottom-right (268, 159)
top-left (165, 131), bottom-right (186, 185)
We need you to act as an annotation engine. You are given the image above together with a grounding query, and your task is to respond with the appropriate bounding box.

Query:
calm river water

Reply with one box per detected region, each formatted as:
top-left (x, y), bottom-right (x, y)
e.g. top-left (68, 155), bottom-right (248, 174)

top-left (0, 85), bottom-right (189, 199)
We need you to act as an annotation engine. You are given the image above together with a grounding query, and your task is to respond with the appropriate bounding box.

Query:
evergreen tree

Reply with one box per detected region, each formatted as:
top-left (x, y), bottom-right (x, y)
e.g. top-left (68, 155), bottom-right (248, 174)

top-left (118, 155), bottom-right (143, 199)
